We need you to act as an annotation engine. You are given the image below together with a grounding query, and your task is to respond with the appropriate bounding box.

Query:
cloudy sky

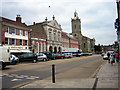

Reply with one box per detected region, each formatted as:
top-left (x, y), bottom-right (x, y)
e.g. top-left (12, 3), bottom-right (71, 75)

top-left (1, 0), bottom-right (118, 45)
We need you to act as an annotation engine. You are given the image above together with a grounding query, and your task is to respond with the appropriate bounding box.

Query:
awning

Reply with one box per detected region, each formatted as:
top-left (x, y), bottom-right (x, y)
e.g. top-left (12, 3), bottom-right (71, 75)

top-left (10, 49), bottom-right (31, 53)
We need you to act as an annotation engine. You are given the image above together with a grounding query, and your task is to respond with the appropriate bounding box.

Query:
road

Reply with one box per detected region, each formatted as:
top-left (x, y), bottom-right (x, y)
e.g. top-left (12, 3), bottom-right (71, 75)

top-left (1, 55), bottom-right (106, 89)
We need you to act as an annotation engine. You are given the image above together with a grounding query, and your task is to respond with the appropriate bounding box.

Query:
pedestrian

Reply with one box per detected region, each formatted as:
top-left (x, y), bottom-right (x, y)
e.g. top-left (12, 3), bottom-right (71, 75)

top-left (112, 52), bottom-right (115, 61)
top-left (111, 53), bottom-right (115, 65)
top-left (115, 52), bottom-right (119, 63)
top-left (107, 52), bottom-right (110, 63)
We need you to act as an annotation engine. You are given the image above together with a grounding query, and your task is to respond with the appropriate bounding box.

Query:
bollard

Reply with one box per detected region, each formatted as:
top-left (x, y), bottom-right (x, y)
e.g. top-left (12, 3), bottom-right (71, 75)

top-left (52, 64), bottom-right (55, 83)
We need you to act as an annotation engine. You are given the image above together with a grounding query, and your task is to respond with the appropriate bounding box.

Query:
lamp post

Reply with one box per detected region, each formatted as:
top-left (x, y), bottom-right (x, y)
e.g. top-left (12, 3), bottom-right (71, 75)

top-left (0, 19), bottom-right (2, 46)
top-left (28, 29), bottom-right (32, 51)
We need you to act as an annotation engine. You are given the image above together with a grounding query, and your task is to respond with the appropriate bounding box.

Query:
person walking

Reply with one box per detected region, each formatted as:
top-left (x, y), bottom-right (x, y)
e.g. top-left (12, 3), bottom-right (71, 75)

top-left (111, 52), bottom-right (115, 65)
top-left (107, 52), bottom-right (110, 63)
top-left (115, 52), bottom-right (119, 63)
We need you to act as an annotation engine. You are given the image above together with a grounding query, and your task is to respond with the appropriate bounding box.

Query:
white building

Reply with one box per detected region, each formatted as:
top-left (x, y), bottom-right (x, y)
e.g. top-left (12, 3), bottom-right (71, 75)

top-left (43, 16), bottom-right (62, 53)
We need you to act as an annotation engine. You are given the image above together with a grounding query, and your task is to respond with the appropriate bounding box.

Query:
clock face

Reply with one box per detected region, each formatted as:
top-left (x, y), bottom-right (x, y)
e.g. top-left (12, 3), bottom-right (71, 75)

top-left (74, 34), bottom-right (77, 37)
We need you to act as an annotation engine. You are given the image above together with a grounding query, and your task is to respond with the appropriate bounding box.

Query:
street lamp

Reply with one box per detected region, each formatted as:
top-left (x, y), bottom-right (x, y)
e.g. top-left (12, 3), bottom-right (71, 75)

top-left (28, 29), bottom-right (32, 51)
top-left (0, 19), bottom-right (2, 46)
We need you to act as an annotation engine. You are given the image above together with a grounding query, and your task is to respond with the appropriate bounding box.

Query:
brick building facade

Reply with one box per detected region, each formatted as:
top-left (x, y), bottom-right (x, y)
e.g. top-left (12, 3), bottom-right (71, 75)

top-left (28, 22), bottom-right (47, 53)
top-left (0, 15), bottom-right (30, 55)
top-left (62, 32), bottom-right (79, 49)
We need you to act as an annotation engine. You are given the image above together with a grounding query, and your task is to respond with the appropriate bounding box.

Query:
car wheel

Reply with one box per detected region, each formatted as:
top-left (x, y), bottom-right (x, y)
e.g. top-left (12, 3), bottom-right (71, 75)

top-left (33, 59), bottom-right (37, 63)
top-left (12, 61), bottom-right (17, 65)
top-left (1, 62), bottom-right (6, 70)
top-left (61, 57), bottom-right (64, 59)
top-left (43, 58), bottom-right (46, 62)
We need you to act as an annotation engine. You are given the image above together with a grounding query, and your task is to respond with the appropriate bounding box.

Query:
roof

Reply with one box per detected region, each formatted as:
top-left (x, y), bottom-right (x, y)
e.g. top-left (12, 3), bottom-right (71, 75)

top-left (62, 32), bottom-right (69, 38)
top-left (67, 33), bottom-right (78, 40)
top-left (1, 17), bottom-right (28, 28)
top-left (62, 31), bottom-right (78, 40)
top-left (28, 23), bottom-right (47, 39)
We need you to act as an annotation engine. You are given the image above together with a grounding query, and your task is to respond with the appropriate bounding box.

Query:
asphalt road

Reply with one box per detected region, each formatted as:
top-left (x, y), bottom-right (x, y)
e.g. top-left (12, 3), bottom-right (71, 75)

top-left (1, 55), bottom-right (106, 89)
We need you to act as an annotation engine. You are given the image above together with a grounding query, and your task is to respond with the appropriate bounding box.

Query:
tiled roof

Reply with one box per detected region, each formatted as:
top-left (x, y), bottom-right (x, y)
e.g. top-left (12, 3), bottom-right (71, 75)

top-left (62, 32), bottom-right (69, 38)
top-left (0, 17), bottom-right (28, 28)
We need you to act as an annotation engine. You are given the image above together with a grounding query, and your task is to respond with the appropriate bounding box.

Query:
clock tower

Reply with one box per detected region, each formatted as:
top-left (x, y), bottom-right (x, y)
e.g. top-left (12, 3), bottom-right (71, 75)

top-left (71, 11), bottom-right (82, 49)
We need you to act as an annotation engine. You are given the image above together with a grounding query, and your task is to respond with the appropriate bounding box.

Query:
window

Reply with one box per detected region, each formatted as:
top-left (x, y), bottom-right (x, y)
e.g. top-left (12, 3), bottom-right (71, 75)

top-left (58, 33), bottom-right (60, 41)
top-left (25, 31), bottom-right (28, 36)
top-left (43, 43), bottom-right (46, 51)
top-left (5, 38), bottom-right (9, 44)
top-left (20, 39), bottom-right (22, 45)
top-left (40, 43), bottom-right (42, 52)
top-left (49, 32), bottom-right (52, 40)
top-left (74, 25), bottom-right (76, 29)
top-left (36, 43), bottom-right (39, 53)
top-left (54, 33), bottom-right (56, 41)
top-left (25, 40), bottom-right (27, 45)
top-left (5, 27), bottom-right (9, 33)
top-left (79, 25), bottom-right (81, 29)
top-left (12, 38), bottom-right (15, 45)
top-left (16, 29), bottom-right (19, 35)
top-left (84, 43), bottom-right (86, 48)
top-left (12, 28), bottom-right (15, 34)
top-left (20, 30), bottom-right (23, 35)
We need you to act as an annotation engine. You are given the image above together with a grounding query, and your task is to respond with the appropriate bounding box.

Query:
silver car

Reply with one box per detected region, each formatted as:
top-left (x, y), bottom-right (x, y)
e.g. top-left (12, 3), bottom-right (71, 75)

top-left (37, 53), bottom-right (48, 62)
top-left (103, 53), bottom-right (108, 60)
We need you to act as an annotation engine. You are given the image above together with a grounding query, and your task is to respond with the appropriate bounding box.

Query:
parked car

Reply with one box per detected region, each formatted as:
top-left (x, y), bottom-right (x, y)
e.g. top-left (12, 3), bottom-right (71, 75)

top-left (18, 53), bottom-right (38, 63)
top-left (36, 53), bottom-right (48, 62)
top-left (64, 53), bottom-right (73, 58)
top-left (81, 53), bottom-right (92, 56)
top-left (101, 53), bottom-right (105, 56)
top-left (57, 54), bottom-right (65, 59)
top-left (42, 51), bottom-right (57, 60)
top-left (103, 53), bottom-right (108, 60)
top-left (10, 54), bottom-right (19, 65)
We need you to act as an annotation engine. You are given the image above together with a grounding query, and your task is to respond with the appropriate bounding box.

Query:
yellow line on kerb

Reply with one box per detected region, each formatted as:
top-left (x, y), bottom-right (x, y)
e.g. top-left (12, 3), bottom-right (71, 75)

top-left (8, 81), bottom-right (33, 89)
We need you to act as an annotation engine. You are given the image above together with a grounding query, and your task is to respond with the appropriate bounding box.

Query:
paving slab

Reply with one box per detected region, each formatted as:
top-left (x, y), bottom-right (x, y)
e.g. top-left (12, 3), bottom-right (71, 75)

top-left (21, 78), bottom-right (95, 88)
top-left (96, 62), bottom-right (118, 88)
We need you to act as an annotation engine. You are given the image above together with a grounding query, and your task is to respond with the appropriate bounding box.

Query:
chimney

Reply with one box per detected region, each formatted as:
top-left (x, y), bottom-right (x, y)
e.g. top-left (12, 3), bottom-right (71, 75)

top-left (16, 14), bottom-right (21, 23)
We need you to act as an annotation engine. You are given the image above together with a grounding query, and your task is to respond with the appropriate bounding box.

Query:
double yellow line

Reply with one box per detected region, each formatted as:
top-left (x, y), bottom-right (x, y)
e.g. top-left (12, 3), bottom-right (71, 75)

top-left (6, 81), bottom-right (34, 89)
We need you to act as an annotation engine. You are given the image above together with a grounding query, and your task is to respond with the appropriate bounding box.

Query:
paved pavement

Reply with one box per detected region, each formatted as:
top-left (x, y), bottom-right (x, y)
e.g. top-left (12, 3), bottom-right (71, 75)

top-left (20, 61), bottom-right (119, 89)
top-left (96, 62), bottom-right (118, 89)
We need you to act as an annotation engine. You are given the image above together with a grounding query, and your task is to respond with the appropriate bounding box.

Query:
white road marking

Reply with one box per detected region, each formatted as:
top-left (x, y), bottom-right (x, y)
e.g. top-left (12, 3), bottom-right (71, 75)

top-left (20, 75), bottom-right (28, 78)
top-left (11, 79), bottom-right (22, 81)
top-left (11, 74), bottom-right (18, 76)
top-left (16, 76), bottom-right (24, 79)
top-left (26, 77), bottom-right (35, 80)
top-left (3, 74), bottom-right (8, 76)
top-left (30, 76), bottom-right (39, 79)
top-left (7, 75), bottom-right (14, 78)
top-left (2, 73), bottom-right (39, 80)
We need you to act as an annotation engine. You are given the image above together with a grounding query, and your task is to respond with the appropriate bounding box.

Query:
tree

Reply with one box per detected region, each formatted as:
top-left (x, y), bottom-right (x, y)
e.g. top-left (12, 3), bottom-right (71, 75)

top-left (94, 44), bottom-right (102, 54)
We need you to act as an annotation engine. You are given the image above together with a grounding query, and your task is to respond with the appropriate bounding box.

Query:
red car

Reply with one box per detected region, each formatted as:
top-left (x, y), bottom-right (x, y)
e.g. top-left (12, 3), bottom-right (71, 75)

top-left (57, 54), bottom-right (65, 59)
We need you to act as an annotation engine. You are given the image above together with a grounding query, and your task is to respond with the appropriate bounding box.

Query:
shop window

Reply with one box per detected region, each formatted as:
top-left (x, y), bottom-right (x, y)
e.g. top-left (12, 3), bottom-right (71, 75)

top-left (20, 39), bottom-right (22, 45)
top-left (5, 38), bottom-right (9, 44)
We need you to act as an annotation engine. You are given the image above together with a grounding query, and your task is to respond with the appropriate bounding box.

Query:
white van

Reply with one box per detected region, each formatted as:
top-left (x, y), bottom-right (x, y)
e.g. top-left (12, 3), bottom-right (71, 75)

top-left (0, 46), bottom-right (10, 69)
top-left (64, 53), bottom-right (73, 58)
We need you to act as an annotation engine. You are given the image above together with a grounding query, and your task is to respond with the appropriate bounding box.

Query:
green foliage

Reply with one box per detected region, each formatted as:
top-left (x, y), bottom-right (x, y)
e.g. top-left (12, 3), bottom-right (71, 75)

top-left (94, 44), bottom-right (102, 54)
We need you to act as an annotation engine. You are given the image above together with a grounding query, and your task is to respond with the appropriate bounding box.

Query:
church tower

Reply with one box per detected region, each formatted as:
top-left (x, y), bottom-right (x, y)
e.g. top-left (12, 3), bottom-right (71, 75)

top-left (71, 11), bottom-right (82, 50)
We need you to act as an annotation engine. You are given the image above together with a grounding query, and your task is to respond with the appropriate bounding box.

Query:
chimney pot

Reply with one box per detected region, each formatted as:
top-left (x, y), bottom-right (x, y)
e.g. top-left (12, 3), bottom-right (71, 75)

top-left (16, 14), bottom-right (21, 23)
